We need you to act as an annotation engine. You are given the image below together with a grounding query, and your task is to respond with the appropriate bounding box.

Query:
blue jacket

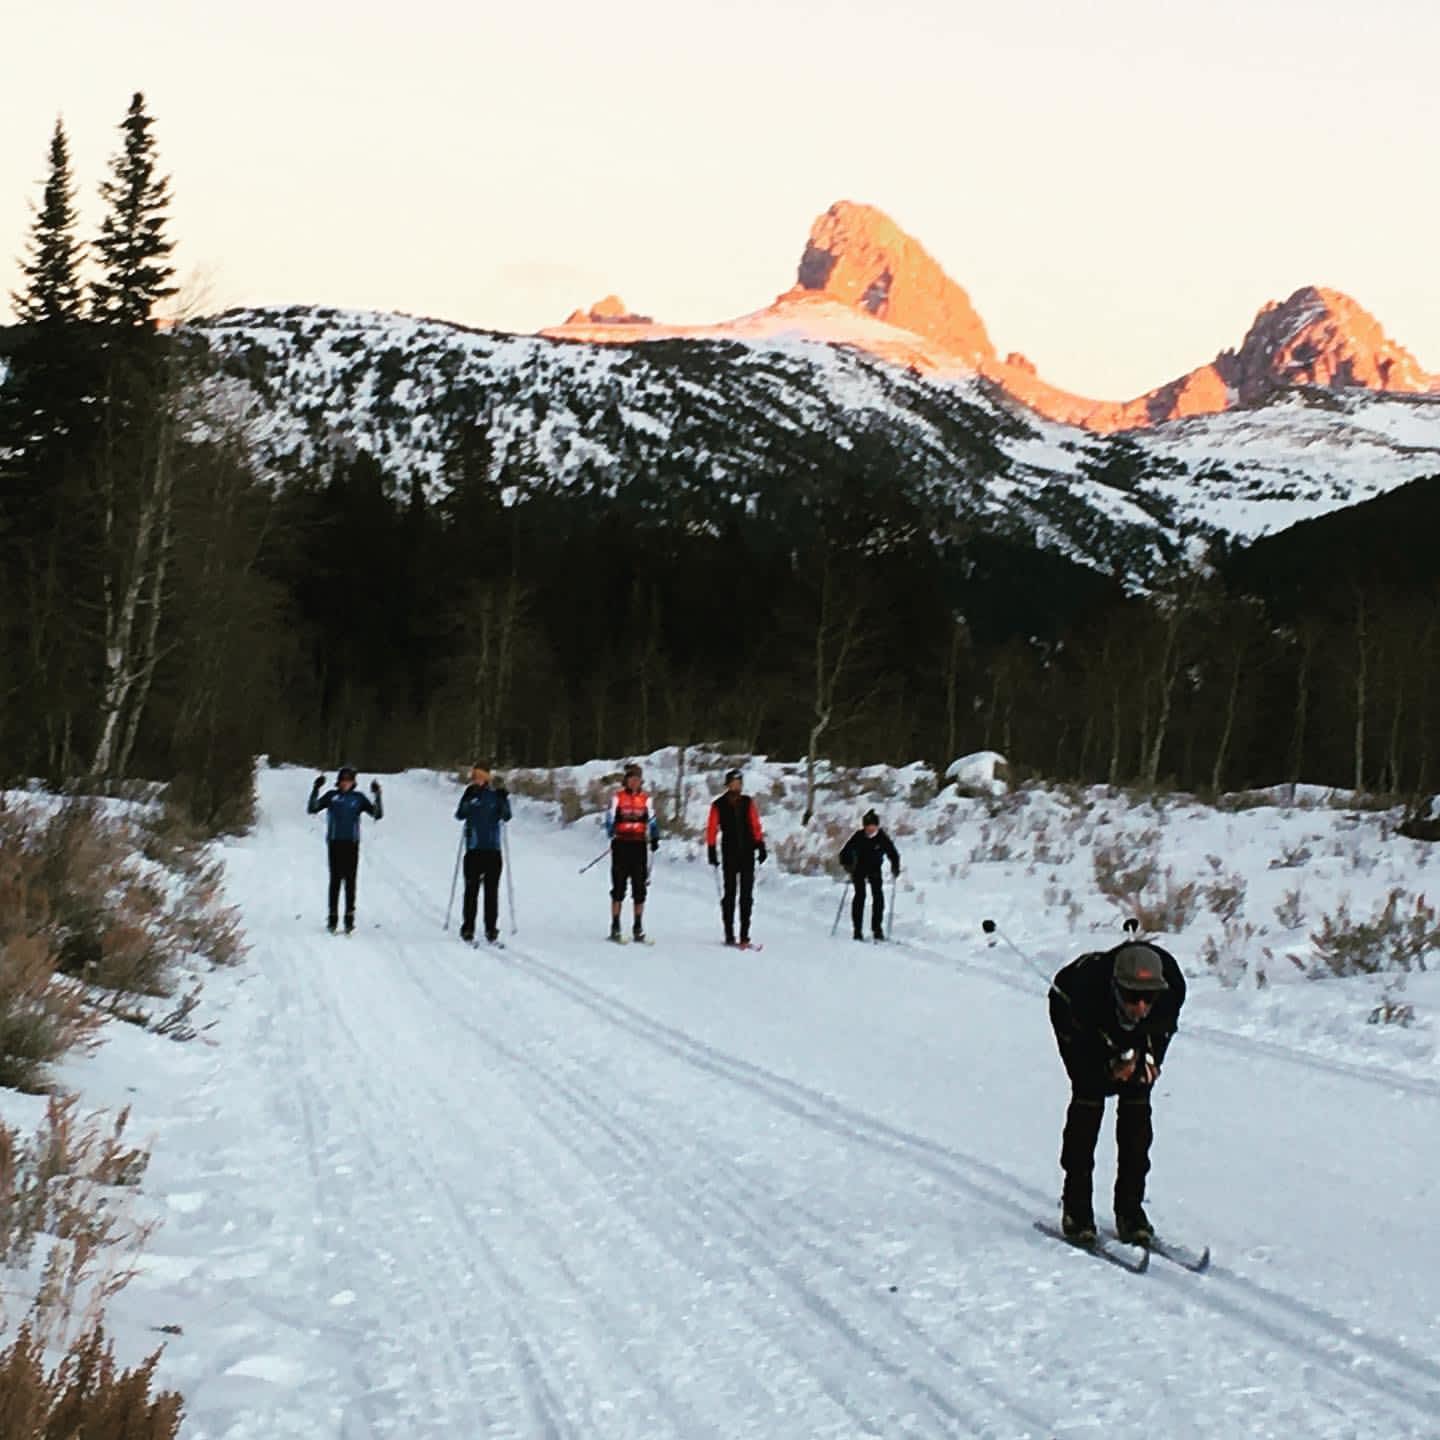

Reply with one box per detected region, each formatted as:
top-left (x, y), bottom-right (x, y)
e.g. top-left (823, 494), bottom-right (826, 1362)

top-left (308, 785), bottom-right (382, 842)
top-left (456, 784), bottom-right (511, 851)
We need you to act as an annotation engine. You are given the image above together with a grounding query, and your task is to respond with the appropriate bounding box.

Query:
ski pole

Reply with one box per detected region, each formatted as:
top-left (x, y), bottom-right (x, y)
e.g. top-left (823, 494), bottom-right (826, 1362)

top-left (503, 823), bottom-right (517, 935)
top-left (578, 847), bottom-right (609, 875)
top-left (711, 862), bottom-right (722, 898)
top-left (830, 878), bottom-right (850, 937)
top-left (979, 915), bottom-right (1082, 1008)
top-left (888, 872), bottom-right (898, 935)
top-left (444, 832), bottom-right (463, 931)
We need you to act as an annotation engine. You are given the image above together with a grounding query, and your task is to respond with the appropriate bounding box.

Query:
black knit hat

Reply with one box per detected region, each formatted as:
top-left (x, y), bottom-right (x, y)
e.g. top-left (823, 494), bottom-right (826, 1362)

top-left (337, 766), bottom-right (357, 783)
top-left (862, 809), bottom-right (880, 826)
top-left (725, 768), bottom-right (743, 784)
top-left (1113, 944), bottom-right (1169, 991)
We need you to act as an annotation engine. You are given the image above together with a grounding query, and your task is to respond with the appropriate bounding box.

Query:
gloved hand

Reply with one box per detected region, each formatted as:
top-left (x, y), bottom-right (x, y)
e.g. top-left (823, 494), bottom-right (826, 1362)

top-left (649, 836), bottom-right (660, 853)
top-left (370, 781), bottom-right (382, 797)
top-left (891, 864), bottom-right (900, 878)
top-left (312, 774), bottom-right (325, 791)
top-left (707, 845), bottom-right (719, 866)
top-left (494, 784), bottom-right (508, 800)
top-left (756, 844), bottom-right (767, 865)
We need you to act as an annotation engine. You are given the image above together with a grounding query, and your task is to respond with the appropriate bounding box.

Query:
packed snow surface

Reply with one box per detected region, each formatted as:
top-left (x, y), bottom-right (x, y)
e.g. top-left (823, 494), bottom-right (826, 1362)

top-left (21, 763), bottom-right (1440, 1438)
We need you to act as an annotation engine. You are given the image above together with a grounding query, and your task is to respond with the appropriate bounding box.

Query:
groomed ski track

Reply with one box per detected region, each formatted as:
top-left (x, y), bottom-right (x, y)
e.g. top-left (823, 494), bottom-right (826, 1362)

top-left (162, 768), bottom-right (1440, 1438)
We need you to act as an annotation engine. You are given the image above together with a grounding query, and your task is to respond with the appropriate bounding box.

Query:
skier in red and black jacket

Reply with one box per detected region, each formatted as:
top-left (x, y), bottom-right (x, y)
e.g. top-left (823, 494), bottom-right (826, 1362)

top-left (705, 768), bottom-right (766, 947)
top-left (1048, 940), bottom-right (1187, 1246)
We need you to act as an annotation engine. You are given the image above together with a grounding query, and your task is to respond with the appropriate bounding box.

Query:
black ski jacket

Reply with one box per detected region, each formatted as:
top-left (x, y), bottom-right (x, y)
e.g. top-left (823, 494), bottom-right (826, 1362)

top-left (1049, 942), bottom-right (1186, 1083)
top-left (839, 829), bottom-right (900, 877)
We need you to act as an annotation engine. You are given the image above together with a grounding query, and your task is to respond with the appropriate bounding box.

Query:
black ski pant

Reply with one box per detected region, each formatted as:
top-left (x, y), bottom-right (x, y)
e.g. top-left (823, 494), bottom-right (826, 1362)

top-left (327, 840), bottom-right (359, 925)
top-left (610, 844), bottom-right (649, 905)
top-left (721, 856), bottom-right (755, 941)
top-left (851, 870), bottom-right (885, 936)
top-left (1059, 1083), bottom-right (1153, 1220)
top-left (462, 848), bottom-right (503, 938)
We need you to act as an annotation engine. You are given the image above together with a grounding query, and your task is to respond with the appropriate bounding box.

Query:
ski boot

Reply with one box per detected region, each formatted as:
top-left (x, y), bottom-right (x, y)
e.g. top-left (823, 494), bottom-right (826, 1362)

top-left (632, 924), bottom-right (647, 944)
top-left (1114, 1207), bottom-right (1154, 1246)
top-left (343, 913), bottom-right (355, 936)
top-left (1061, 1208), bottom-right (1097, 1245)
top-left (326, 916), bottom-right (338, 935)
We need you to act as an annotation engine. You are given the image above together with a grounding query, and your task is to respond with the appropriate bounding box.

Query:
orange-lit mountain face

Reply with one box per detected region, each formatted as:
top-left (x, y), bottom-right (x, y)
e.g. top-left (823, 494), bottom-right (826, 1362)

top-left (542, 201), bottom-right (1435, 432)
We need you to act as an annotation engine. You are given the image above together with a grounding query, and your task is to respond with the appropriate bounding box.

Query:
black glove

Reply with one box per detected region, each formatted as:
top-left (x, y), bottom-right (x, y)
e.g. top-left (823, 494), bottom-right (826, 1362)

top-left (891, 864), bottom-right (900, 877)
top-left (312, 774), bottom-right (325, 791)
top-left (757, 844), bottom-right (767, 865)
top-left (649, 836), bottom-right (660, 853)
top-left (370, 781), bottom-right (382, 797)
top-left (494, 785), bottom-right (508, 800)
top-left (707, 844), bottom-right (719, 866)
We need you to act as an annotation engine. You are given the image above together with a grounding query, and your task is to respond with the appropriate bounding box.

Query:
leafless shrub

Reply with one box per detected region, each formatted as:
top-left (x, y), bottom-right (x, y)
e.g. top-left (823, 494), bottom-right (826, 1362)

top-left (0, 1323), bottom-right (183, 1438)
top-left (927, 812), bottom-right (958, 845)
top-left (1205, 872), bottom-right (1248, 924)
top-left (1368, 986), bottom-right (1416, 1027)
top-left (1130, 874), bottom-right (1201, 934)
top-left (773, 816), bottom-right (851, 876)
top-left (555, 785), bottom-right (584, 825)
top-left (501, 768), bottom-right (555, 802)
top-left (1092, 829), bottom-right (1161, 902)
top-left (1269, 840), bottom-right (1313, 870)
top-left (1308, 889), bottom-right (1439, 977)
top-left (0, 1098), bottom-right (152, 1344)
top-left (1198, 920), bottom-right (1256, 987)
top-left (906, 774), bottom-right (938, 809)
top-left (1274, 888), bottom-right (1306, 931)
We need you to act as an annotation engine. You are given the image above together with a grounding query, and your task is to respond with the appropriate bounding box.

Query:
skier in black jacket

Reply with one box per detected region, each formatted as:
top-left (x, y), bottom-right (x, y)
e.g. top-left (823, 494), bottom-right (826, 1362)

top-left (838, 810), bottom-right (900, 941)
top-left (1048, 940), bottom-right (1187, 1245)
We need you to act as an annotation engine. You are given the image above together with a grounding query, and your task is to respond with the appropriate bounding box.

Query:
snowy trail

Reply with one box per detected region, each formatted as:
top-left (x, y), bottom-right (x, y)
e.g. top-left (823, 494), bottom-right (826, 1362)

top-left (133, 769), bottom-right (1440, 1439)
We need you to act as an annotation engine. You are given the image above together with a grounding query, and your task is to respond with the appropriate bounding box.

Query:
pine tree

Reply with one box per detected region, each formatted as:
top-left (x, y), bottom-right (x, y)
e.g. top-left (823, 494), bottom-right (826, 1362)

top-left (11, 118), bottom-right (85, 326)
top-left (90, 92), bottom-right (176, 328)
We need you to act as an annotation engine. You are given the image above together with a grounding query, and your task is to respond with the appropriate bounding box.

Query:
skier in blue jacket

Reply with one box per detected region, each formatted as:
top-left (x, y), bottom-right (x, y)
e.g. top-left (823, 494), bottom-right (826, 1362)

top-left (455, 762), bottom-right (512, 943)
top-left (307, 767), bottom-right (383, 933)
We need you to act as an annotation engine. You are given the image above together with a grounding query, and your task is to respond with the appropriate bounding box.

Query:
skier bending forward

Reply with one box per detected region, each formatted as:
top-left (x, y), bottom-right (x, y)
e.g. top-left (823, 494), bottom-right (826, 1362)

top-left (1048, 940), bottom-right (1186, 1245)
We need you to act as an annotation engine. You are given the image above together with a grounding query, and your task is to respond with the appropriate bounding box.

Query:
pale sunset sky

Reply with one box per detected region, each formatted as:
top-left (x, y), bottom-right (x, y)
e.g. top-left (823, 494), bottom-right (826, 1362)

top-left (4, 0), bottom-right (1437, 399)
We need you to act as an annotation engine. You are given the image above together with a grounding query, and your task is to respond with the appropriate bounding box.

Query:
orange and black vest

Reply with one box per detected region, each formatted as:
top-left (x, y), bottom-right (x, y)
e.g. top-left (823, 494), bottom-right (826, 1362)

top-left (608, 787), bottom-right (653, 843)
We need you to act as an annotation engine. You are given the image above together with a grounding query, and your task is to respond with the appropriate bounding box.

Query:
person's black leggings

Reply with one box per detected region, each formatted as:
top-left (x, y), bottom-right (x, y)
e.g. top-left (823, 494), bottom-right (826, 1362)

top-left (721, 859), bottom-right (755, 940)
top-left (462, 848), bottom-right (503, 937)
top-left (327, 840), bottom-right (359, 924)
top-left (851, 870), bottom-right (884, 936)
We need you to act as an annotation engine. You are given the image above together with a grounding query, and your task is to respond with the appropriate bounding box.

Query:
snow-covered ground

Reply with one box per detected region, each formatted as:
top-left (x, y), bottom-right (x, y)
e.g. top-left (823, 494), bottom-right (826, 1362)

top-left (16, 761), bottom-right (1440, 1437)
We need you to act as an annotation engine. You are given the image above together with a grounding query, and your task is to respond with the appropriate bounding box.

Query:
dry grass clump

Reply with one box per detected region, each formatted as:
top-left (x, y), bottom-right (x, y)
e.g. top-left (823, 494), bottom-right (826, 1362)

top-left (772, 815), bottom-right (852, 876)
top-left (1092, 829), bottom-right (1199, 934)
top-left (0, 1097), bottom-right (151, 1346)
top-left (0, 1323), bottom-right (182, 1438)
top-left (0, 795), bottom-right (244, 1089)
top-left (1308, 889), bottom-right (1439, 977)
